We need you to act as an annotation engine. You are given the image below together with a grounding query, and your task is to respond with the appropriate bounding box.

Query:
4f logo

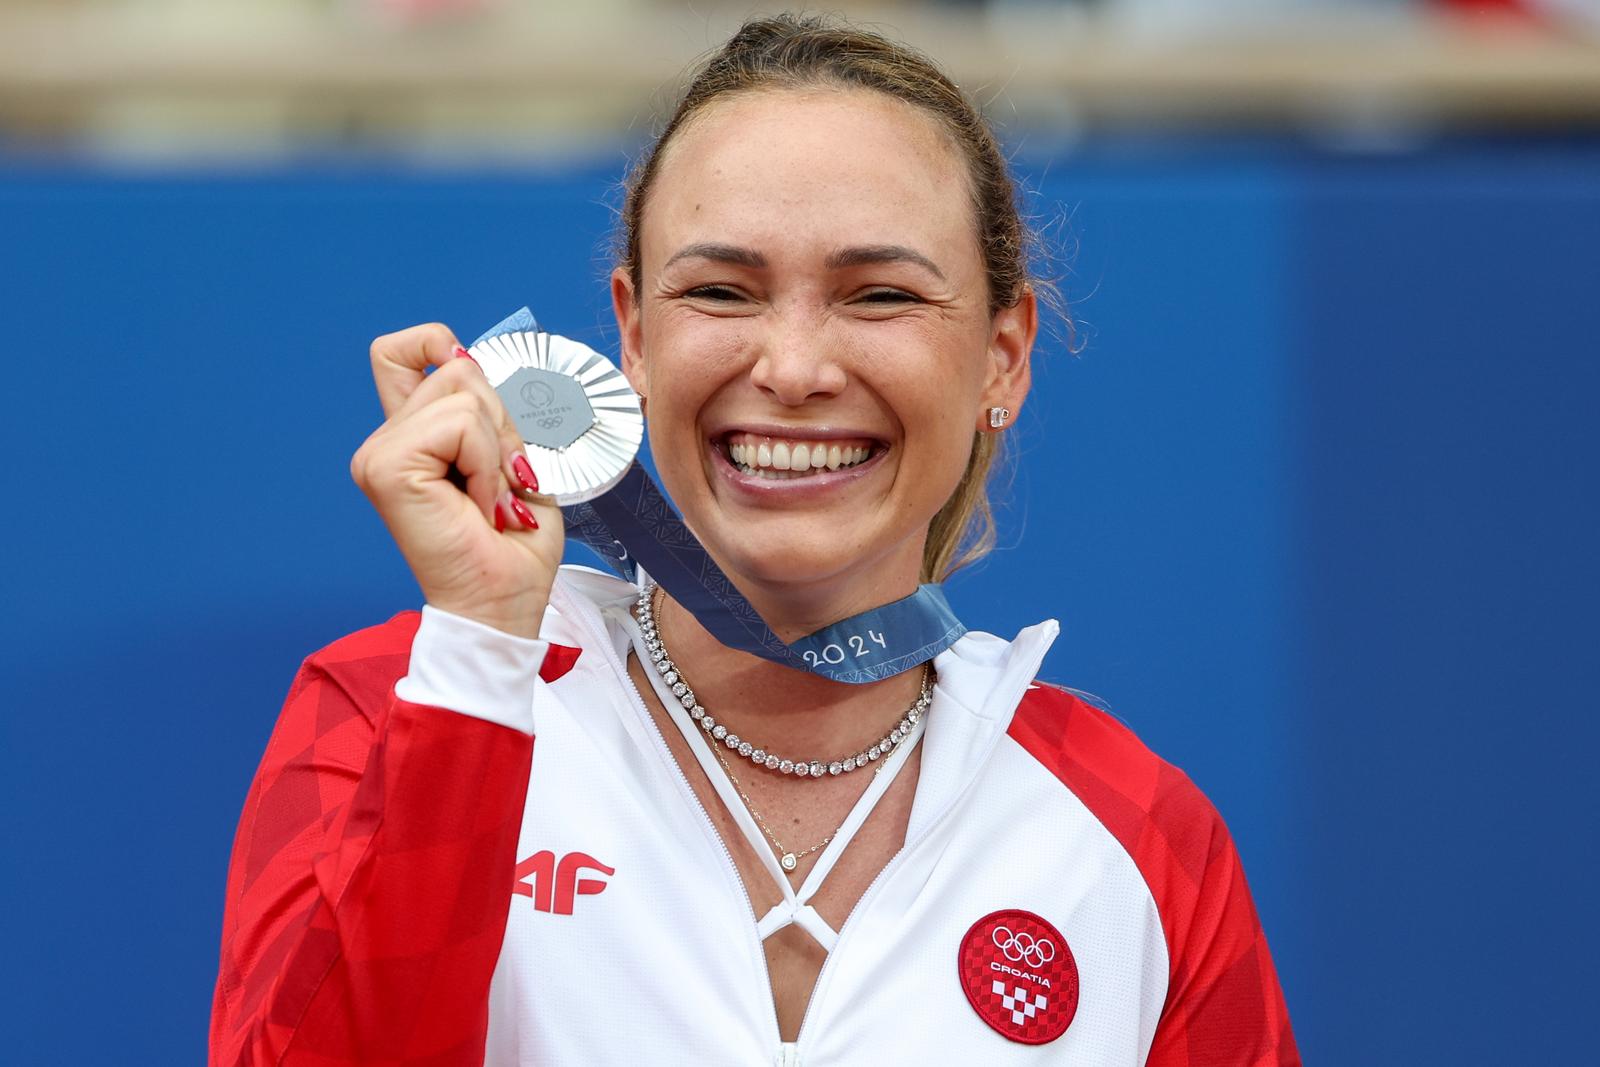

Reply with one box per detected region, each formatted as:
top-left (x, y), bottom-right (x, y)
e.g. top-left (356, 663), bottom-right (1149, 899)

top-left (513, 851), bottom-right (614, 915)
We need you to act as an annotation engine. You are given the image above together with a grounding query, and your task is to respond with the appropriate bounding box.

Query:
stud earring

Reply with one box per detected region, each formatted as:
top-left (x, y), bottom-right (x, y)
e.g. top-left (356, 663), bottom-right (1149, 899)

top-left (988, 406), bottom-right (1010, 429)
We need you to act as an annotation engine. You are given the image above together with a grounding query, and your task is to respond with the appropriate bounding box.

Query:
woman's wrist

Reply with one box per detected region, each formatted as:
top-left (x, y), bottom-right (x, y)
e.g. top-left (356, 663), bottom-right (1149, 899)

top-left (422, 590), bottom-right (551, 642)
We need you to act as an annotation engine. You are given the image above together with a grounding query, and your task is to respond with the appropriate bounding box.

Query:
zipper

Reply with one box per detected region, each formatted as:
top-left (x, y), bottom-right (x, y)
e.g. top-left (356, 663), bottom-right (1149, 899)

top-left (790, 627), bottom-right (1056, 1047)
top-left (558, 582), bottom-right (785, 1049)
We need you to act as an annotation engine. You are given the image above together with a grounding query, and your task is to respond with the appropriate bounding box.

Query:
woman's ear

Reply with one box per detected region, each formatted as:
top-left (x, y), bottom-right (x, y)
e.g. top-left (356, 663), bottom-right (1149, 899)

top-left (977, 289), bottom-right (1037, 431)
top-left (611, 266), bottom-right (647, 401)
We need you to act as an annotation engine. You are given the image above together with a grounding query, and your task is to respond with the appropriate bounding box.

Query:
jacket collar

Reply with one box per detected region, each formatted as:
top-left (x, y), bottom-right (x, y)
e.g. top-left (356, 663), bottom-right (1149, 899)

top-left (910, 618), bottom-right (1059, 838)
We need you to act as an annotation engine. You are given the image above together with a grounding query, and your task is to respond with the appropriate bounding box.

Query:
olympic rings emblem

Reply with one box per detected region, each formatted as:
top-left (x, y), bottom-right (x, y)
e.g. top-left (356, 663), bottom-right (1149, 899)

top-left (991, 926), bottom-right (1056, 969)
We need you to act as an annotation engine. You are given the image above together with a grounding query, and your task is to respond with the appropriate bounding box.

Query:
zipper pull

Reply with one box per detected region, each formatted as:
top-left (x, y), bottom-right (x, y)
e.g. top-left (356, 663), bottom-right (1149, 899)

top-left (774, 1042), bottom-right (801, 1067)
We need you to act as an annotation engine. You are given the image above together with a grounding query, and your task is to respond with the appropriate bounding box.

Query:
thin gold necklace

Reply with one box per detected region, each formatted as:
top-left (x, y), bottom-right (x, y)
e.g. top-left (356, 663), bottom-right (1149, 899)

top-left (708, 739), bottom-right (888, 873)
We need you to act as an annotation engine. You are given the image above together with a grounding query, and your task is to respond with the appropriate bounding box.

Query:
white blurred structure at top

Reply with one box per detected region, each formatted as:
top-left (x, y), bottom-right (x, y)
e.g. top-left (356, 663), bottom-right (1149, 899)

top-left (0, 0), bottom-right (1596, 159)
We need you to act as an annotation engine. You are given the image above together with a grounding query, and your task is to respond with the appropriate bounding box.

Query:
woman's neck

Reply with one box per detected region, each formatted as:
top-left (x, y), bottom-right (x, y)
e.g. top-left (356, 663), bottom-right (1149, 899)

top-left (647, 586), bottom-right (932, 758)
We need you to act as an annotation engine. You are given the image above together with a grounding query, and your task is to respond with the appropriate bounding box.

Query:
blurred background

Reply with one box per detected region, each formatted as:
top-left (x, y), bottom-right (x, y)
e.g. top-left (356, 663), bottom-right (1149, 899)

top-left (2, 1), bottom-right (1597, 1063)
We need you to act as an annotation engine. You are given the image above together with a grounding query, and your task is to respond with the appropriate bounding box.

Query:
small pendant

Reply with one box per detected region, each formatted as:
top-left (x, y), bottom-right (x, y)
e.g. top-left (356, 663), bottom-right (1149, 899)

top-left (781, 852), bottom-right (798, 871)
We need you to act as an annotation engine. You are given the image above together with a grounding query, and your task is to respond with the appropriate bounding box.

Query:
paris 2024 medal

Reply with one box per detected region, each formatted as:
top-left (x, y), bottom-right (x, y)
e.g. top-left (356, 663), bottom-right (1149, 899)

top-left (470, 330), bottom-right (644, 506)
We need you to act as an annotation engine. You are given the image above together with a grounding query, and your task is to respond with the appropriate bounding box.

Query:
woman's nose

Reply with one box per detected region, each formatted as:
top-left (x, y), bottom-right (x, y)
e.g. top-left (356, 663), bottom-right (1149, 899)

top-left (747, 311), bottom-right (848, 406)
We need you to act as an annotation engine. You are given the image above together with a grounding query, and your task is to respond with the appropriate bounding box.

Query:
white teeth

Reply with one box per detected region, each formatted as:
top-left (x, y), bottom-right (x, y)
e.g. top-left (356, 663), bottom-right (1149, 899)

top-left (725, 436), bottom-right (877, 476)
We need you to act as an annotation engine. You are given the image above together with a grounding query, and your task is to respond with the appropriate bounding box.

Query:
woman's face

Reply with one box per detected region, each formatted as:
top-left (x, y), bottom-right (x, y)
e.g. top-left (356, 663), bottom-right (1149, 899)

top-left (613, 88), bottom-right (1033, 617)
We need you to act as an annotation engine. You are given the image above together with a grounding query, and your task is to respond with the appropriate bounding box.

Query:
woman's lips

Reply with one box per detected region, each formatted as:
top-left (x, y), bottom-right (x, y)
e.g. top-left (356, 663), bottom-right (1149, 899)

top-left (710, 430), bottom-right (887, 493)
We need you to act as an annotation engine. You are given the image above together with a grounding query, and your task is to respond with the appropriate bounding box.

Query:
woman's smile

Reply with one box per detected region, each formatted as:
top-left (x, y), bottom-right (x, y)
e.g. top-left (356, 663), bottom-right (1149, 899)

top-left (710, 427), bottom-right (888, 499)
top-left (723, 431), bottom-right (880, 476)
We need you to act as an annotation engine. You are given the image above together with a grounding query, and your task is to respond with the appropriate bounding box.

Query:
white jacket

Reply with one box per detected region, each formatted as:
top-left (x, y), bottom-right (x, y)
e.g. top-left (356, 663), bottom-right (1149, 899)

top-left (212, 566), bottom-right (1296, 1066)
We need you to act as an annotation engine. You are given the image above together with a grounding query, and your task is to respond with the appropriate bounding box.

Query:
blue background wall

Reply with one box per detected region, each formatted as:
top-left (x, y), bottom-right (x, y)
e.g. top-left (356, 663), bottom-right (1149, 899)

top-left (2, 137), bottom-right (1595, 1063)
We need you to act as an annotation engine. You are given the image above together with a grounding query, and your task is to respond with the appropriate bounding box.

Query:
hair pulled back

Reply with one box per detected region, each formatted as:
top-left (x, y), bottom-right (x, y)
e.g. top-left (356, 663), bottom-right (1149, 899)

top-left (620, 13), bottom-right (1040, 582)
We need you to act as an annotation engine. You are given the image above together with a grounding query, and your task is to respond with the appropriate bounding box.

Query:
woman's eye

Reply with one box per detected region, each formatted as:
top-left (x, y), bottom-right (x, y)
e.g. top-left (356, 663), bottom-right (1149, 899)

top-left (857, 288), bottom-right (920, 305)
top-left (685, 285), bottom-right (743, 302)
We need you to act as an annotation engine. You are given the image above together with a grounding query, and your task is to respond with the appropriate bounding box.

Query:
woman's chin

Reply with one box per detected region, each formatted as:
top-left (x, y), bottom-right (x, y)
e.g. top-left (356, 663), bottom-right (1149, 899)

top-left (718, 542), bottom-right (860, 592)
top-left (698, 524), bottom-right (923, 609)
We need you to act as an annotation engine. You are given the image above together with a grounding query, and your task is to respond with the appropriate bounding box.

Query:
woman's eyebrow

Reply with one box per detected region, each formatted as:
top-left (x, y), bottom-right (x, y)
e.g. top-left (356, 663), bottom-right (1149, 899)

top-left (663, 242), bottom-right (946, 281)
top-left (826, 244), bottom-right (946, 280)
top-left (663, 242), bottom-right (767, 270)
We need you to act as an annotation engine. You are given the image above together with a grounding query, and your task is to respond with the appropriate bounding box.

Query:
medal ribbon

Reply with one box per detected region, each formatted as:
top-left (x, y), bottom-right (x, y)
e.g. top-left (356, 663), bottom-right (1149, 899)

top-left (475, 308), bottom-right (966, 684)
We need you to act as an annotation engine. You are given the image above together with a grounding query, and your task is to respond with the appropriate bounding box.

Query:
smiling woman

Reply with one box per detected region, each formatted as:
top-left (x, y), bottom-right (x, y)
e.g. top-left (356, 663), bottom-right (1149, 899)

top-left (209, 13), bottom-right (1298, 1067)
top-left (613, 83), bottom-right (1027, 624)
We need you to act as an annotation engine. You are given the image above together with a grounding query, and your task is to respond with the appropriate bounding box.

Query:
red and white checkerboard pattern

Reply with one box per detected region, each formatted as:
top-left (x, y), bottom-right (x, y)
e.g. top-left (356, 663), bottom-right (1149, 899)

top-left (994, 980), bottom-right (1049, 1026)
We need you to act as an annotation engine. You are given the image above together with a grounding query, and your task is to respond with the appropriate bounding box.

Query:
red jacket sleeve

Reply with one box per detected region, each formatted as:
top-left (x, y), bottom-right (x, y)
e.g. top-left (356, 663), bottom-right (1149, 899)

top-left (209, 614), bottom-right (536, 1067)
top-left (1139, 786), bottom-right (1299, 1067)
top-left (1009, 684), bottom-right (1300, 1066)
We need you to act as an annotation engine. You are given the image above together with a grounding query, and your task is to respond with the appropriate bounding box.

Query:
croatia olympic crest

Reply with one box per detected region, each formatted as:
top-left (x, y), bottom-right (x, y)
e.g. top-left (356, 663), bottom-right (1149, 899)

top-left (957, 909), bottom-right (1079, 1045)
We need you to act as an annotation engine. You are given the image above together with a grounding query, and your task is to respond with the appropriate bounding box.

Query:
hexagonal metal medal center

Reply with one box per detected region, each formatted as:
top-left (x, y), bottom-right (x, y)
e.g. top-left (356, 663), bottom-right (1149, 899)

top-left (497, 367), bottom-right (596, 450)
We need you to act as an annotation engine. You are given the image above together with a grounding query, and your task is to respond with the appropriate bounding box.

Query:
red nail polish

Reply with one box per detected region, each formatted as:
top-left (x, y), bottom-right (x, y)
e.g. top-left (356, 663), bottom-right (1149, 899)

top-left (512, 454), bottom-right (539, 493)
top-left (453, 344), bottom-right (479, 366)
top-left (494, 498), bottom-right (508, 532)
top-left (509, 496), bottom-right (539, 531)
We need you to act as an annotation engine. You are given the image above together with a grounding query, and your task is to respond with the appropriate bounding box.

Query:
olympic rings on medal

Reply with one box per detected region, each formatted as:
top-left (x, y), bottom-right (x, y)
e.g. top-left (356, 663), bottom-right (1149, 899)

top-left (991, 926), bottom-right (1056, 969)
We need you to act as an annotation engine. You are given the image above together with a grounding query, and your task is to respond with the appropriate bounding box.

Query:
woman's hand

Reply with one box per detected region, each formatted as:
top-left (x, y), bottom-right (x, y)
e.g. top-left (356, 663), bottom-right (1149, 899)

top-left (351, 323), bottom-right (563, 639)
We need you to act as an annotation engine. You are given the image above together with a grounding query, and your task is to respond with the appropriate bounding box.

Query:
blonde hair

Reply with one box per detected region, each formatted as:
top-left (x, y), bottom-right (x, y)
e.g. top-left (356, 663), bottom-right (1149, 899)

top-left (620, 13), bottom-right (1044, 581)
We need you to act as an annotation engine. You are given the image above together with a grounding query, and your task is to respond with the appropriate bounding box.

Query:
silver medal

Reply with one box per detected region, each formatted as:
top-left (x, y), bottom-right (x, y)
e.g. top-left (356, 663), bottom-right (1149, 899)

top-left (470, 329), bottom-right (643, 505)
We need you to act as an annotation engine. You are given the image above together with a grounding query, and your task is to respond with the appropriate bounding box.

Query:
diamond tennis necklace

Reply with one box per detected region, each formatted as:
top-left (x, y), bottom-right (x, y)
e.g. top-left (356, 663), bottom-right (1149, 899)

top-left (634, 583), bottom-right (932, 781)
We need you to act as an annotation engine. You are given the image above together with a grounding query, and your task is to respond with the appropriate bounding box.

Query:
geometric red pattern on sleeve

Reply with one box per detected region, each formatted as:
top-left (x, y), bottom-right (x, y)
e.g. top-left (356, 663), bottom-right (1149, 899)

top-left (1008, 683), bottom-right (1301, 1067)
top-left (537, 642), bottom-right (582, 685)
top-left (209, 612), bottom-right (536, 1066)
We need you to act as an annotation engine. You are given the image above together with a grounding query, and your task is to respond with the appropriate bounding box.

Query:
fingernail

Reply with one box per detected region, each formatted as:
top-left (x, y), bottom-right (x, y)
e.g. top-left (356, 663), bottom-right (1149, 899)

top-left (494, 497), bottom-right (508, 532)
top-left (453, 344), bottom-right (478, 365)
top-left (511, 454), bottom-right (539, 493)
top-left (509, 496), bottom-right (539, 531)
